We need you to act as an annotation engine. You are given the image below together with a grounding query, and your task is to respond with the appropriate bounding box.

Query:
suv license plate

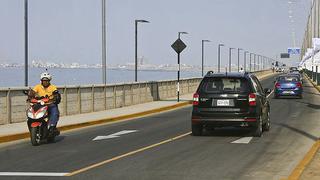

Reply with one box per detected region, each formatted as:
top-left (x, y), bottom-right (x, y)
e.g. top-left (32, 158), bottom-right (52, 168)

top-left (217, 100), bottom-right (230, 106)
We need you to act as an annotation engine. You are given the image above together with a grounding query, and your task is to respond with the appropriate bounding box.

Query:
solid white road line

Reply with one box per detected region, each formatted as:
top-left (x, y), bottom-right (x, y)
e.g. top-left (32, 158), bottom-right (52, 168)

top-left (0, 172), bottom-right (68, 176)
top-left (231, 137), bottom-right (253, 144)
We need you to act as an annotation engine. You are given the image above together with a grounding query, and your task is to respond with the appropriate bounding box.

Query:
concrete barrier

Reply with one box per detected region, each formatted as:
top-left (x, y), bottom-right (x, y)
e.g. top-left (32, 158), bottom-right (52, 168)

top-left (0, 78), bottom-right (201, 125)
top-left (0, 69), bottom-right (272, 125)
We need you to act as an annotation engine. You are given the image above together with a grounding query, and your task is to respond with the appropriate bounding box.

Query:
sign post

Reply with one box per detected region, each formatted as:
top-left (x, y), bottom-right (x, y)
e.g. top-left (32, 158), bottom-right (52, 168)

top-left (171, 38), bottom-right (187, 102)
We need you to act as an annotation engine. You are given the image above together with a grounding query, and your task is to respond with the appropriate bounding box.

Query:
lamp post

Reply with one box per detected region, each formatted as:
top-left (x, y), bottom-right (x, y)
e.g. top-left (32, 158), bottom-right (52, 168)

top-left (253, 54), bottom-right (256, 72)
top-left (237, 48), bottom-right (243, 72)
top-left (178, 32), bottom-right (188, 39)
top-left (201, 40), bottom-right (210, 76)
top-left (229, 47), bottom-right (235, 72)
top-left (244, 51), bottom-right (249, 72)
top-left (250, 53), bottom-right (253, 72)
top-left (24, 0), bottom-right (28, 86)
top-left (135, 19), bottom-right (149, 82)
top-left (101, 0), bottom-right (107, 85)
top-left (218, 43), bottom-right (224, 72)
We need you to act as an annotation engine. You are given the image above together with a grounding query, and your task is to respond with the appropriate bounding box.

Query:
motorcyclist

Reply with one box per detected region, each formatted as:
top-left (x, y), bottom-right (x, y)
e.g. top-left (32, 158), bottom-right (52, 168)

top-left (32, 72), bottom-right (61, 136)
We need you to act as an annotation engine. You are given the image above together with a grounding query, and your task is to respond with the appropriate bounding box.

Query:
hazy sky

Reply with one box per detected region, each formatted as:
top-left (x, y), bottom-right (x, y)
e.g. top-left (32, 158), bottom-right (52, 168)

top-left (0, 0), bottom-right (312, 67)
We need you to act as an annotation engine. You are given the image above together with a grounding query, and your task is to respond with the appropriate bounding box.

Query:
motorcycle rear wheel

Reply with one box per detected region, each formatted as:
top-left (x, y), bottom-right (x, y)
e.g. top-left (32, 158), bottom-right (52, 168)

top-left (31, 127), bottom-right (41, 146)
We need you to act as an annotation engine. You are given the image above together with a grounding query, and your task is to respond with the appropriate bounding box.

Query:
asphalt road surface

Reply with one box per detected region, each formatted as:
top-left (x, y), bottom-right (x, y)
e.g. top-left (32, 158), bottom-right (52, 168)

top-left (1, 73), bottom-right (320, 180)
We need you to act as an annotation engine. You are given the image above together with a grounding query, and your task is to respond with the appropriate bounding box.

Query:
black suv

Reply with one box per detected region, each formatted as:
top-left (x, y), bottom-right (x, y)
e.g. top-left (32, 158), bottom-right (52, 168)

top-left (191, 71), bottom-right (271, 137)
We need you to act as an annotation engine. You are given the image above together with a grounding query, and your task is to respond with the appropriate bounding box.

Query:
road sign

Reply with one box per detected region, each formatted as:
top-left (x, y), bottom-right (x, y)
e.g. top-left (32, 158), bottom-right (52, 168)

top-left (280, 53), bottom-right (290, 58)
top-left (287, 48), bottom-right (300, 55)
top-left (171, 38), bottom-right (186, 54)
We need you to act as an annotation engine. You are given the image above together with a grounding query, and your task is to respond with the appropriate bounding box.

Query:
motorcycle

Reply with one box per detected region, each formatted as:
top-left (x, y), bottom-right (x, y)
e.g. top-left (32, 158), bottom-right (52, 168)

top-left (24, 90), bottom-right (58, 146)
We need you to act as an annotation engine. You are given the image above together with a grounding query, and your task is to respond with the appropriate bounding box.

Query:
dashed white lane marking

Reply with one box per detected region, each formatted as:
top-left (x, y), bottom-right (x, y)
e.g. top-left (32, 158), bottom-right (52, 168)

top-left (0, 172), bottom-right (68, 176)
top-left (231, 137), bottom-right (253, 144)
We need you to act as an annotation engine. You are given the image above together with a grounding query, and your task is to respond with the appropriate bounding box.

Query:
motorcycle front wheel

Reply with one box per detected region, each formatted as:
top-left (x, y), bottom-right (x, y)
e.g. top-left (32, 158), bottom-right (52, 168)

top-left (30, 127), bottom-right (41, 146)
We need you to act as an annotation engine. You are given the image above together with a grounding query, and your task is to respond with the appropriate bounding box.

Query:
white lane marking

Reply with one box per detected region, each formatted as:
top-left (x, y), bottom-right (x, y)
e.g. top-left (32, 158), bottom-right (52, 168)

top-left (231, 137), bottom-right (253, 144)
top-left (0, 172), bottom-right (68, 176)
top-left (93, 130), bottom-right (138, 141)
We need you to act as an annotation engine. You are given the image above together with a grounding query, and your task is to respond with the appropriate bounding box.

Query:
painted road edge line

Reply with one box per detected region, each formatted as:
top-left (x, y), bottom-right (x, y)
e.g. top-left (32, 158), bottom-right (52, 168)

top-left (0, 172), bottom-right (68, 177)
top-left (0, 101), bottom-right (192, 144)
top-left (65, 132), bottom-right (192, 176)
top-left (286, 140), bottom-right (320, 180)
top-left (284, 73), bottom-right (320, 180)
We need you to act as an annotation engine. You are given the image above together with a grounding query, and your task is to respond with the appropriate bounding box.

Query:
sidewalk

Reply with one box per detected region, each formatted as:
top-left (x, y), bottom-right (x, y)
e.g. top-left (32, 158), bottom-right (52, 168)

top-left (295, 75), bottom-right (320, 180)
top-left (0, 93), bottom-right (194, 143)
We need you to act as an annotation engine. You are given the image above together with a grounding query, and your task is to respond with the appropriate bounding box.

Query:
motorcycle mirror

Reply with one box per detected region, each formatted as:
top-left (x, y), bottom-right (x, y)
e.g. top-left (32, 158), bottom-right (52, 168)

top-left (23, 90), bottom-right (29, 95)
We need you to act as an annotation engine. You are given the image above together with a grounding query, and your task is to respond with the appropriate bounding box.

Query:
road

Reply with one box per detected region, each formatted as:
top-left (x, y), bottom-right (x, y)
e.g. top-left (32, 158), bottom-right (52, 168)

top-left (0, 74), bottom-right (320, 180)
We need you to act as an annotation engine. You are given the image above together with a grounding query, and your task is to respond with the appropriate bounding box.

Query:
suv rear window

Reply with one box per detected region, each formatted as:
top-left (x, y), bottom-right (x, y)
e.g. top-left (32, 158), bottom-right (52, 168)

top-left (277, 76), bottom-right (299, 82)
top-left (200, 78), bottom-right (250, 93)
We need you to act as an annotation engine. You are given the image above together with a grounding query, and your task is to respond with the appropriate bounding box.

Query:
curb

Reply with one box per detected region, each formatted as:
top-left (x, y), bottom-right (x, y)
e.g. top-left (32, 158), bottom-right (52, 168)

top-left (285, 73), bottom-right (320, 180)
top-left (0, 101), bottom-right (192, 144)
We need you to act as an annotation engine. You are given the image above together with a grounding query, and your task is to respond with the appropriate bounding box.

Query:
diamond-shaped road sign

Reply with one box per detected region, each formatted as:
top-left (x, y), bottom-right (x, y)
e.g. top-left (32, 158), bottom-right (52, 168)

top-left (171, 38), bottom-right (187, 54)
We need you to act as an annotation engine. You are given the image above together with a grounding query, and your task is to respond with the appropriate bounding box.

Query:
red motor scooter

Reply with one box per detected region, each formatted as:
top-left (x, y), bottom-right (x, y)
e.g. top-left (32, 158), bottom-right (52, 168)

top-left (24, 90), bottom-right (58, 146)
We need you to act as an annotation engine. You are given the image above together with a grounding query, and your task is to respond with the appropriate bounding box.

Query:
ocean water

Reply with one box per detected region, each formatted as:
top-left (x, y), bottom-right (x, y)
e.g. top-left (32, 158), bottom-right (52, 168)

top-left (0, 68), bottom-right (201, 87)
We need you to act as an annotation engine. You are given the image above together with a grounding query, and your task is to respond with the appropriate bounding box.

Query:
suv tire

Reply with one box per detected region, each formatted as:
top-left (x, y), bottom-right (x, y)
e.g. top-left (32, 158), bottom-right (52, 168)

top-left (262, 111), bottom-right (270, 132)
top-left (253, 115), bottom-right (263, 137)
top-left (192, 124), bottom-right (203, 136)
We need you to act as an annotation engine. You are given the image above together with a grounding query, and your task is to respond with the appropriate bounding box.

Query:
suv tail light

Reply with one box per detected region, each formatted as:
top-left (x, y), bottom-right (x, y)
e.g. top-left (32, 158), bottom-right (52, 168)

top-left (193, 93), bottom-right (199, 105)
top-left (249, 93), bottom-right (256, 106)
top-left (296, 82), bottom-right (302, 88)
top-left (275, 82), bottom-right (281, 89)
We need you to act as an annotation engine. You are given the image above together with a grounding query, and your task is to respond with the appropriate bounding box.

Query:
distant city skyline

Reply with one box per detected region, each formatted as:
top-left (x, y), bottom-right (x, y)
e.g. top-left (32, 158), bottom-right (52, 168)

top-left (0, 0), bottom-right (312, 68)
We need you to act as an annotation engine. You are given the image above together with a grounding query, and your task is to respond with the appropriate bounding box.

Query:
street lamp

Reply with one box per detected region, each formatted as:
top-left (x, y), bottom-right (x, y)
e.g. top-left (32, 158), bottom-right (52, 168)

top-left (253, 54), bottom-right (257, 72)
top-left (135, 19), bottom-right (149, 82)
top-left (24, 0), bottom-right (28, 86)
top-left (201, 40), bottom-right (210, 76)
top-left (101, 0), bottom-right (107, 85)
top-left (229, 47), bottom-right (235, 72)
top-left (237, 48), bottom-right (243, 72)
top-left (250, 53), bottom-right (254, 72)
top-left (178, 32), bottom-right (188, 39)
top-left (244, 51), bottom-right (249, 72)
top-left (218, 43), bottom-right (224, 72)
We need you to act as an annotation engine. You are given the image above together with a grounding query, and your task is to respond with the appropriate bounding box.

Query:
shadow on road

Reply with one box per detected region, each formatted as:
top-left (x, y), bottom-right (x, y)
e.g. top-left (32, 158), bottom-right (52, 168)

top-left (303, 91), bottom-right (320, 96)
top-left (295, 101), bottom-right (320, 110)
top-left (274, 122), bottom-right (319, 141)
top-left (201, 127), bottom-right (253, 137)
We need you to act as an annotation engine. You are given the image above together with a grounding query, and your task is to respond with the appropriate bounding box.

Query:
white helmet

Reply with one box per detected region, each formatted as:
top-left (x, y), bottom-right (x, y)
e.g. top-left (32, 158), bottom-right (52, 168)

top-left (40, 72), bottom-right (52, 81)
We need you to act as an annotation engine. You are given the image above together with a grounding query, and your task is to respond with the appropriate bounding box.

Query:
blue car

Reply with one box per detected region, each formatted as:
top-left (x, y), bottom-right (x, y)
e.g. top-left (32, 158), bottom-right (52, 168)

top-left (274, 75), bottom-right (303, 99)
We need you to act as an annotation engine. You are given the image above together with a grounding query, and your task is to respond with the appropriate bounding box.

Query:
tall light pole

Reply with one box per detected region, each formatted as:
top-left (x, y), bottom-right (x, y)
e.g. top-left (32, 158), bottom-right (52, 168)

top-left (178, 32), bottom-right (188, 39)
top-left (244, 51), bottom-right (249, 72)
top-left (229, 47), bottom-right (235, 72)
top-left (135, 19), bottom-right (149, 82)
top-left (250, 53), bottom-right (253, 72)
top-left (24, 0), bottom-right (28, 86)
top-left (253, 54), bottom-right (256, 72)
top-left (218, 43), bottom-right (224, 72)
top-left (201, 40), bottom-right (210, 76)
top-left (101, 0), bottom-right (107, 85)
top-left (237, 48), bottom-right (243, 72)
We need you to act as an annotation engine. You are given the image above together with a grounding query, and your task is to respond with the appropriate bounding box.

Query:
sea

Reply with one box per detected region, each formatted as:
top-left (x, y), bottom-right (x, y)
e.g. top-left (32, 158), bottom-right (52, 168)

top-left (0, 68), bottom-right (201, 88)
